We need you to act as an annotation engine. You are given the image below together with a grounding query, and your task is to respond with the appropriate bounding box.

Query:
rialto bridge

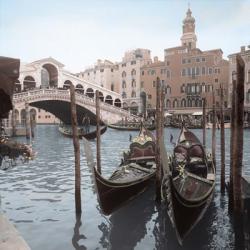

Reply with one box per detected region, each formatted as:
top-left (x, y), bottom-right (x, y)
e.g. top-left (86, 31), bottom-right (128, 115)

top-left (10, 57), bottom-right (135, 125)
top-left (12, 89), bottom-right (134, 125)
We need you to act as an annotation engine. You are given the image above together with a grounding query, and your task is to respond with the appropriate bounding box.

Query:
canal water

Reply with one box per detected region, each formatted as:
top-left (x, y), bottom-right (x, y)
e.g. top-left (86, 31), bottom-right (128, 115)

top-left (0, 125), bottom-right (249, 250)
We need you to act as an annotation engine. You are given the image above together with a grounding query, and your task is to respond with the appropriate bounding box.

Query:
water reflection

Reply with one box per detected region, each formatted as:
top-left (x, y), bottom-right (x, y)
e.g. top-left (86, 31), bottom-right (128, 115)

top-left (97, 185), bottom-right (155, 250)
top-left (72, 214), bottom-right (87, 250)
top-left (0, 125), bottom-right (249, 250)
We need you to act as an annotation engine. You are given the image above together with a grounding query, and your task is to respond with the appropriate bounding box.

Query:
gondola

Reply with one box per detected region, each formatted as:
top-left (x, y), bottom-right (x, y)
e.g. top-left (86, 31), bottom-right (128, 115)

top-left (161, 124), bottom-right (215, 245)
top-left (93, 123), bottom-right (156, 215)
top-left (108, 122), bottom-right (155, 131)
top-left (58, 125), bottom-right (107, 140)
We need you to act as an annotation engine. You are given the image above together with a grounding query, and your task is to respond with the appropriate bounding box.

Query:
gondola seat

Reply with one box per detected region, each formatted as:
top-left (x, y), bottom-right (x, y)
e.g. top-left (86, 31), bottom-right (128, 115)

top-left (128, 141), bottom-right (155, 160)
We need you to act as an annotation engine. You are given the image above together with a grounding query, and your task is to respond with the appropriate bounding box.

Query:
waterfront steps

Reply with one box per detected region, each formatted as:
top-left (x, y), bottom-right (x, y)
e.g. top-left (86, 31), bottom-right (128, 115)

top-left (0, 213), bottom-right (30, 250)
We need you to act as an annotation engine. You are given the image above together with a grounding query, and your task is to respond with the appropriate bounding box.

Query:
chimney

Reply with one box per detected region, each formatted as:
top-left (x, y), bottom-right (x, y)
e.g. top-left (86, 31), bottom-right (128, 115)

top-left (240, 46), bottom-right (245, 52)
top-left (154, 56), bottom-right (158, 63)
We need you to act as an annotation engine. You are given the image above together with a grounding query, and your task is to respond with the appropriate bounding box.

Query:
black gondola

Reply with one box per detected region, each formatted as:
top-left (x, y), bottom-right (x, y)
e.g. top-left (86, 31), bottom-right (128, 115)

top-left (58, 125), bottom-right (107, 140)
top-left (161, 124), bottom-right (215, 245)
top-left (93, 124), bottom-right (156, 215)
top-left (108, 122), bottom-right (155, 131)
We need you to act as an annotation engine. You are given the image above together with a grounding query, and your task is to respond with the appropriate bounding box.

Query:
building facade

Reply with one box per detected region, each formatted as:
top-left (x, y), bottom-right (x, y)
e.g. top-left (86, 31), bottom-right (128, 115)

top-left (79, 49), bottom-right (152, 115)
top-left (118, 49), bottom-right (152, 114)
top-left (77, 59), bottom-right (119, 93)
top-left (228, 45), bottom-right (250, 123)
top-left (141, 7), bottom-right (229, 114)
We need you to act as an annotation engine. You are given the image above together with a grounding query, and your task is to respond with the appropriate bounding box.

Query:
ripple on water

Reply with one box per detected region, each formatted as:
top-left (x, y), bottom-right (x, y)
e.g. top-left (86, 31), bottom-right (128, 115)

top-left (0, 125), bottom-right (249, 250)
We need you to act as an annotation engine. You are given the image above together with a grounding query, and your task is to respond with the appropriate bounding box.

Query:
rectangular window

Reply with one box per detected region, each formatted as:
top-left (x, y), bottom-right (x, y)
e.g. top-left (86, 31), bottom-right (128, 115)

top-left (100, 69), bottom-right (104, 72)
top-left (196, 58), bottom-right (200, 63)
top-left (188, 68), bottom-right (191, 76)
top-left (188, 59), bottom-right (191, 63)
top-left (202, 57), bottom-right (206, 62)
top-left (153, 81), bottom-right (156, 87)
top-left (141, 81), bottom-right (144, 88)
top-left (202, 67), bottom-right (206, 75)
top-left (182, 58), bottom-right (186, 64)
top-left (208, 68), bottom-right (213, 74)
top-left (111, 69), bottom-right (113, 72)
top-left (182, 68), bottom-right (186, 76)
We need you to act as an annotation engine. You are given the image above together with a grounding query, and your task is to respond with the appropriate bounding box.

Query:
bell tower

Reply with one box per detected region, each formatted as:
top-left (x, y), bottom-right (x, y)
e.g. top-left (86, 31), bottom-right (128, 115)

top-left (181, 7), bottom-right (197, 49)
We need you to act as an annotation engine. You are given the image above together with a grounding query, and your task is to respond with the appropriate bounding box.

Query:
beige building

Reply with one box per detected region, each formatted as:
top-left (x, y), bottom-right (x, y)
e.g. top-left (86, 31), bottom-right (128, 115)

top-left (77, 59), bottom-right (119, 93)
top-left (118, 49), bottom-right (152, 114)
top-left (79, 49), bottom-right (152, 114)
top-left (141, 7), bottom-right (229, 114)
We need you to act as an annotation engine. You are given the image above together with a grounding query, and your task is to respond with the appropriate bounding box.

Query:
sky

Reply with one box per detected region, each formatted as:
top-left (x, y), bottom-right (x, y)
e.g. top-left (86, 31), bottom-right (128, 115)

top-left (0, 0), bottom-right (250, 72)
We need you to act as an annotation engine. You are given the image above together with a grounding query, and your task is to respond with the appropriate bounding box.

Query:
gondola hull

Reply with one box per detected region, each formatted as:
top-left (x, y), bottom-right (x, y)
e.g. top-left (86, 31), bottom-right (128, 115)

top-left (93, 166), bottom-right (155, 215)
top-left (162, 124), bottom-right (215, 245)
top-left (59, 125), bottom-right (107, 140)
top-left (167, 174), bottom-right (214, 244)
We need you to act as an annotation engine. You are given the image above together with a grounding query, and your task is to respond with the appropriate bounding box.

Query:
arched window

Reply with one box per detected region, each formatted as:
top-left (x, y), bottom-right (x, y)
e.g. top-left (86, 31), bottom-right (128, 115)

top-left (63, 80), bottom-right (72, 90)
top-left (131, 91), bottom-right (136, 98)
top-left (122, 71), bottom-right (126, 77)
top-left (181, 98), bottom-right (186, 107)
top-left (166, 99), bottom-right (171, 108)
top-left (166, 85), bottom-right (171, 94)
top-left (131, 69), bottom-right (136, 76)
top-left (114, 98), bottom-right (121, 107)
top-left (86, 88), bottom-right (94, 98)
top-left (187, 98), bottom-right (192, 107)
top-left (23, 76), bottom-right (36, 91)
top-left (122, 80), bottom-right (126, 88)
top-left (105, 95), bottom-right (113, 105)
top-left (131, 79), bottom-right (136, 88)
top-left (173, 99), bottom-right (178, 108)
top-left (122, 92), bottom-right (127, 98)
top-left (76, 84), bottom-right (84, 94)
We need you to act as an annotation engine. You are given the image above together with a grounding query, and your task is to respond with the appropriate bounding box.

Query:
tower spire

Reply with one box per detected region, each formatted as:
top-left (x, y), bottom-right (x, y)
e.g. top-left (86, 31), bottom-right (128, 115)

top-left (180, 6), bottom-right (197, 49)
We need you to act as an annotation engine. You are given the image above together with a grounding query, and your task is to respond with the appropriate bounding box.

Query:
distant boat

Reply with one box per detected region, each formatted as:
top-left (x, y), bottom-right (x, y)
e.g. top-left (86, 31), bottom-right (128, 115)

top-left (206, 122), bottom-right (230, 129)
top-left (161, 124), bottom-right (215, 245)
top-left (93, 123), bottom-right (156, 215)
top-left (108, 122), bottom-right (155, 131)
top-left (58, 125), bottom-right (107, 140)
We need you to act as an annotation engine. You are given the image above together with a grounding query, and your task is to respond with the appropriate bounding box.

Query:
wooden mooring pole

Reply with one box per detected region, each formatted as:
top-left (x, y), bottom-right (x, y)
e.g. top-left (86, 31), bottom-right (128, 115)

top-left (202, 98), bottom-right (206, 148)
top-left (212, 92), bottom-right (216, 167)
top-left (30, 116), bottom-right (35, 138)
top-left (96, 90), bottom-right (101, 174)
top-left (11, 107), bottom-right (16, 137)
top-left (70, 83), bottom-right (82, 214)
top-left (155, 77), bottom-right (162, 202)
top-left (25, 102), bottom-right (30, 140)
top-left (229, 78), bottom-right (236, 210)
top-left (232, 55), bottom-right (245, 213)
top-left (220, 84), bottom-right (225, 192)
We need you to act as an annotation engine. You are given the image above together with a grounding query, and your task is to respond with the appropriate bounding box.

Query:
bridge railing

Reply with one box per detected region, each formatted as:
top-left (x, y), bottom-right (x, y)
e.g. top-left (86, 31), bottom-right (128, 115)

top-left (13, 89), bottom-right (137, 118)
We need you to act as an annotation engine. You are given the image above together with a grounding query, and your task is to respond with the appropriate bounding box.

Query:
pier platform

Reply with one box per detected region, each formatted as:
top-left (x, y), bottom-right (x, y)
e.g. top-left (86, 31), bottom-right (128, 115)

top-left (0, 213), bottom-right (30, 250)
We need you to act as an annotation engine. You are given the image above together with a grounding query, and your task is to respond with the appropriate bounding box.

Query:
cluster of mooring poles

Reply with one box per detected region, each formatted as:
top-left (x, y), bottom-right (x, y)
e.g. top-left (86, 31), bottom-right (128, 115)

top-left (69, 54), bottom-right (248, 223)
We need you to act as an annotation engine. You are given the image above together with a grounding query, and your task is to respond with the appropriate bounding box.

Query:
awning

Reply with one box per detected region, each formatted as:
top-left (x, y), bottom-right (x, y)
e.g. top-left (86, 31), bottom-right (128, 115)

top-left (164, 112), bottom-right (172, 117)
top-left (192, 111), bottom-right (203, 116)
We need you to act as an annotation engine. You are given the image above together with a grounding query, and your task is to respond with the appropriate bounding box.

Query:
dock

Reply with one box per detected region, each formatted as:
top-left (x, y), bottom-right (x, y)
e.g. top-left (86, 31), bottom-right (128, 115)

top-left (0, 213), bottom-right (30, 250)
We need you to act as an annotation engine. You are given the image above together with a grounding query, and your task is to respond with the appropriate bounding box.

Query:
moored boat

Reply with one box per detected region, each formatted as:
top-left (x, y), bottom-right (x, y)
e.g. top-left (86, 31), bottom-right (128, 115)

top-left (93, 123), bottom-right (156, 215)
top-left (161, 124), bottom-right (215, 245)
top-left (108, 122), bottom-right (155, 131)
top-left (58, 124), bottom-right (107, 140)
